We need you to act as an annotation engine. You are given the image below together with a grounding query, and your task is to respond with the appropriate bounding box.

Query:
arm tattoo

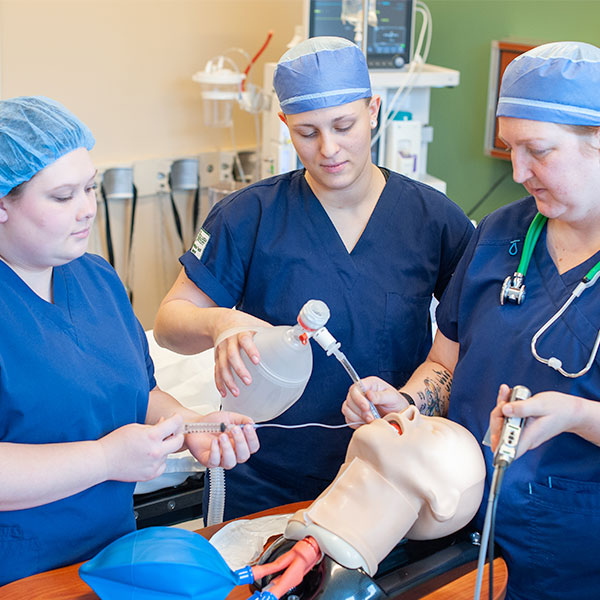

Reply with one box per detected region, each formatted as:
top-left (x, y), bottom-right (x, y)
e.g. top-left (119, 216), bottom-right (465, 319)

top-left (416, 367), bottom-right (452, 416)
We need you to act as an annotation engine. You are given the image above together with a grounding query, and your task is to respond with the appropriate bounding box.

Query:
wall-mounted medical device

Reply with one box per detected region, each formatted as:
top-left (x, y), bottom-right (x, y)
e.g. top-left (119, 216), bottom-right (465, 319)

top-left (384, 111), bottom-right (422, 178)
top-left (102, 167), bottom-right (134, 200)
top-left (484, 39), bottom-right (538, 160)
top-left (170, 158), bottom-right (199, 191)
top-left (305, 0), bottom-right (415, 69)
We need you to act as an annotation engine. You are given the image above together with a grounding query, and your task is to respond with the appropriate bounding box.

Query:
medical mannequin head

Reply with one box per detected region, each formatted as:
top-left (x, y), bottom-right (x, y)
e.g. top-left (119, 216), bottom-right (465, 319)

top-left (350, 407), bottom-right (485, 537)
top-left (286, 407), bottom-right (485, 575)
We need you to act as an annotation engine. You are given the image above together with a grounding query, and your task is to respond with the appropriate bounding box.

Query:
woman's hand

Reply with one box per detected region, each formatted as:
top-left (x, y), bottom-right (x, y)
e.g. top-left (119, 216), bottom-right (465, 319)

top-left (490, 384), bottom-right (599, 459)
top-left (212, 312), bottom-right (272, 398)
top-left (184, 411), bottom-right (260, 469)
top-left (341, 376), bottom-right (411, 427)
top-left (98, 413), bottom-right (184, 482)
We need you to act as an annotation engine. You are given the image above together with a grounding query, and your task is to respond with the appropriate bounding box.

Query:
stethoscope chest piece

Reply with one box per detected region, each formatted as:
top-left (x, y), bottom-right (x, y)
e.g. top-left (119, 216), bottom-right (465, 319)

top-left (500, 272), bottom-right (526, 305)
top-left (500, 212), bottom-right (547, 306)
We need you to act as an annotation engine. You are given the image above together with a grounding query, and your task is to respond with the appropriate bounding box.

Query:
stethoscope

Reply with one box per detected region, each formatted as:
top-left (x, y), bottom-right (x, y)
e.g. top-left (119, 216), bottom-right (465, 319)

top-left (500, 212), bottom-right (600, 378)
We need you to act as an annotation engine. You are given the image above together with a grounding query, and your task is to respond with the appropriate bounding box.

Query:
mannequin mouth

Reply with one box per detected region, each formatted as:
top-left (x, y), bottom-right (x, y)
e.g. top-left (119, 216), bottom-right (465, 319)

top-left (387, 405), bottom-right (419, 435)
top-left (389, 420), bottom-right (403, 435)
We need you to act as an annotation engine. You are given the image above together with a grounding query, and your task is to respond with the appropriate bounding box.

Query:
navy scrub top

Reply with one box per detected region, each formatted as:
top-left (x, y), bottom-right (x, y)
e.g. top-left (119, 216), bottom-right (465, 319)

top-left (437, 196), bottom-right (600, 600)
top-left (181, 168), bottom-right (473, 519)
top-left (0, 254), bottom-right (154, 586)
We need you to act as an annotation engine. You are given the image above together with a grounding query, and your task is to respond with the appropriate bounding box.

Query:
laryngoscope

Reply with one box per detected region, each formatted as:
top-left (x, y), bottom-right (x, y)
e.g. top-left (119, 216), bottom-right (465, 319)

top-left (474, 384), bottom-right (530, 600)
top-left (493, 385), bottom-right (530, 468)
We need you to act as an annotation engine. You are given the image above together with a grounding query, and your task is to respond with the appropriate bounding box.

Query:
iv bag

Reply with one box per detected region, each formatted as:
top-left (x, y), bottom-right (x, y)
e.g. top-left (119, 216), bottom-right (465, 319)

top-left (341, 0), bottom-right (378, 42)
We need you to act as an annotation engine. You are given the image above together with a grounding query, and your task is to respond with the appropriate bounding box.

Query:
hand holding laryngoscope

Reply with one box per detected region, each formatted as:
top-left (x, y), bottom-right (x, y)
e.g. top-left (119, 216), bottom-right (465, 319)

top-left (490, 385), bottom-right (594, 460)
top-left (492, 385), bottom-right (530, 467)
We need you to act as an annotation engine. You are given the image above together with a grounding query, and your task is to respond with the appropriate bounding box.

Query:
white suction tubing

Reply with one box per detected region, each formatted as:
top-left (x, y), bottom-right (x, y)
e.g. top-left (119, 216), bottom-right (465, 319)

top-left (206, 467), bottom-right (226, 526)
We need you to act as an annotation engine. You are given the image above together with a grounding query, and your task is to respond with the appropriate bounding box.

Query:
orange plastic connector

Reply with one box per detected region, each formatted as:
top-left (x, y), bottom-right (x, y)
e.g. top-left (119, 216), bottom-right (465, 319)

top-left (299, 332), bottom-right (309, 345)
top-left (251, 536), bottom-right (322, 599)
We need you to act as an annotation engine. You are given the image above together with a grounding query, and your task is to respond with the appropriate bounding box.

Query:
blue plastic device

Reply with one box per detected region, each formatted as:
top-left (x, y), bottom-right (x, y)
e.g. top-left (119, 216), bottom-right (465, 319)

top-left (79, 526), bottom-right (253, 599)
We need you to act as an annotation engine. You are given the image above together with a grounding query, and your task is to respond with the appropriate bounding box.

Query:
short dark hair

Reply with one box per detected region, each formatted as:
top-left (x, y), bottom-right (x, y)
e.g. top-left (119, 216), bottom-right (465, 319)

top-left (4, 178), bottom-right (30, 201)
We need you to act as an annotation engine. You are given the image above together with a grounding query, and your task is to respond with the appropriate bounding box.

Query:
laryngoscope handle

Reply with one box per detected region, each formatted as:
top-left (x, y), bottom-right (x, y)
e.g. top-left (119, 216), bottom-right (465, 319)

top-left (493, 384), bottom-right (531, 467)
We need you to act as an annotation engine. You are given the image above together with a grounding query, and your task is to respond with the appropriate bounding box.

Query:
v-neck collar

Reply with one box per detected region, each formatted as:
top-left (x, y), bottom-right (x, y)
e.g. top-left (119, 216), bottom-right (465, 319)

top-left (0, 260), bottom-right (75, 332)
top-left (537, 226), bottom-right (600, 290)
top-left (301, 170), bottom-right (393, 254)
top-left (300, 173), bottom-right (395, 289)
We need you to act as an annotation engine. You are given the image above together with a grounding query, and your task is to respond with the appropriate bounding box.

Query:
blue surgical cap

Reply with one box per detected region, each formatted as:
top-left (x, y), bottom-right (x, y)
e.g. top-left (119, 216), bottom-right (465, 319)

top-left (0, 96), bottom-right (95, 197)
top-left (496, 41), bottom-right (600, 126)
top-left (274, 36), bottom-right (372, 115)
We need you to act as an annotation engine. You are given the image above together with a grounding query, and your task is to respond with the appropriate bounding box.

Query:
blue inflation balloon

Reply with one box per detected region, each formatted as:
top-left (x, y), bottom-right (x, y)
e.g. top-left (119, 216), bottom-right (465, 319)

top-left (79, 526), bottom-right (253, 599)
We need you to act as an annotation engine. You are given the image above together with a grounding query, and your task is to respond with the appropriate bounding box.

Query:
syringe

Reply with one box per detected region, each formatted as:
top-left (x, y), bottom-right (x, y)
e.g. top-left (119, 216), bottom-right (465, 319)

top-left (312, 327), bottom-right (381, 420)
top-left (184, 422), bottom-right (230, 434)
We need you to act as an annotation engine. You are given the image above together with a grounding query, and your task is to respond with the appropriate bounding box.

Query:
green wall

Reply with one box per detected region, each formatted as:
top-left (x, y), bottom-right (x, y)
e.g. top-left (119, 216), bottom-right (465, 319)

top-left (423, 0), bottom-right (600, 220)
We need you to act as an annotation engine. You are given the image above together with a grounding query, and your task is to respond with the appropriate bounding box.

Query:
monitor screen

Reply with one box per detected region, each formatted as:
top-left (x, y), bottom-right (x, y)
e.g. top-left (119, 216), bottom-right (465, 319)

top-left (308, 0), bottom-right (414, 68)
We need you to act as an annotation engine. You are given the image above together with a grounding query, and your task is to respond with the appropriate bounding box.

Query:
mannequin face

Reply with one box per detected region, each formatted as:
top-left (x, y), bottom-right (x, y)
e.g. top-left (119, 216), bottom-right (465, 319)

top-left (287, 407), bottom-right (486, 574)
top-left (347, 407), bottom-right (485, 534)
top-left (286, 407), bottom-right (485, 575)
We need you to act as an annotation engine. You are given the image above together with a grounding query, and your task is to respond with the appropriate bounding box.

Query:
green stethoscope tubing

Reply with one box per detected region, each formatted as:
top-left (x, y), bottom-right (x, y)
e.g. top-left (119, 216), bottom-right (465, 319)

top-left (511, 212), bottom-right (600, 378)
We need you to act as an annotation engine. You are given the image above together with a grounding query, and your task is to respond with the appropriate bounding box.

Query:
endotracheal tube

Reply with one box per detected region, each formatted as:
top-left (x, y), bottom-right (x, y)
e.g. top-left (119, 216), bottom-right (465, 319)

top-left (312, 327), bottom-right (381, 419)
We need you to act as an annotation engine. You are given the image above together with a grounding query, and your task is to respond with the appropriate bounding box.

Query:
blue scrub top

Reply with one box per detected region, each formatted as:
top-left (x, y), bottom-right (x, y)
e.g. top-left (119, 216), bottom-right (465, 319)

top-left (0, 254), bottom-right (154, 586)
top-left (437, 197), bottom-right (600, 600)
top-left (181, 168), bottom-right (473, 518)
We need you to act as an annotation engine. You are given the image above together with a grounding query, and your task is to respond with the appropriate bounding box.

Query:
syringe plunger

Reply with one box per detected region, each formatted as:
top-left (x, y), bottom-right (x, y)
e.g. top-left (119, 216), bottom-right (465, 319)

top-left (184, 422), bottom-right (228, 434)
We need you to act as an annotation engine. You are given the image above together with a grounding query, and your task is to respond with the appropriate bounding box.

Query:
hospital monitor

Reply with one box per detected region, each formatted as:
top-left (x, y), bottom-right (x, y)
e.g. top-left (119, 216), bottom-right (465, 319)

top-left (305, 0), bottom-right (415, 69)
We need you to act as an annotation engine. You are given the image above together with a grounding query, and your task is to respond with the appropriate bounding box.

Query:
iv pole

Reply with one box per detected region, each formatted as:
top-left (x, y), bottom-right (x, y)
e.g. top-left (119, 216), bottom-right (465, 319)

top-left (361, 0), bottom-right (369, 57)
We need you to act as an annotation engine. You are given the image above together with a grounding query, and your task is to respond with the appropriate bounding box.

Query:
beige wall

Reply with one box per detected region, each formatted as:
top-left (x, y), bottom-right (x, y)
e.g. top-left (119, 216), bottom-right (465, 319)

top-left (0, 0), bottom-right (302, 164)
top-left (0, 0), bottom-right (303, 327)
